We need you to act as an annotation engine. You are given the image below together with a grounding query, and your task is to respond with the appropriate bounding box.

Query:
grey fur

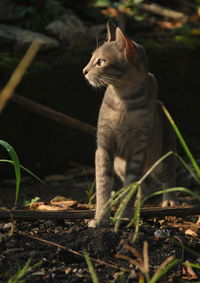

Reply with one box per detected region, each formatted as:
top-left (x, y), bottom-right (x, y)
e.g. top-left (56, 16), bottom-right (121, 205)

top-left (83, 25), bottom-right (177, 227)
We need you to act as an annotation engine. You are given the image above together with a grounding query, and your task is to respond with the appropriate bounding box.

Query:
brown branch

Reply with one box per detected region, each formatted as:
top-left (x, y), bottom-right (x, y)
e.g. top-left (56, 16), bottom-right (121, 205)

top-left (138, 3), bottom-right (188, 22)
top-left (19, 232), bottom-right (125, 270)
top-left (0, 206), bottom-right (200, 220)
top-left (11, 94), bottom-right (96, 137)
top-left (0, 209), bottom-right (95, 220)
top-left (0, 42), bottom-right (41, 112)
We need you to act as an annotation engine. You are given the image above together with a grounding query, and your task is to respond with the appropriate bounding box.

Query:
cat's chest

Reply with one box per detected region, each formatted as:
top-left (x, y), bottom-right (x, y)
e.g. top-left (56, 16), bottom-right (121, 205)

top-left (99, 94), bottom-right (126, 127)
top-left (97, 89), bottom-right (154, 149)
top-left (99, 90), bottom-right (146, 129)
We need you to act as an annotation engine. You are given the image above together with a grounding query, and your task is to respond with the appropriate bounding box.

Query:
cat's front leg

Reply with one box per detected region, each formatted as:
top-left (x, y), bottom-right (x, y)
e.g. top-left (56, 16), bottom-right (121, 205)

top-left (88, 146), bottom-right (113, 228)
top-left (122, 153), bottom-right (146, 219)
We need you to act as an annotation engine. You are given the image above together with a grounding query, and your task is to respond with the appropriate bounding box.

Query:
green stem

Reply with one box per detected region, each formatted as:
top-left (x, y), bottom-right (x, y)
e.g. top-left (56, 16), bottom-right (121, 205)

top-left (162, 104), bottom-right (200, 178)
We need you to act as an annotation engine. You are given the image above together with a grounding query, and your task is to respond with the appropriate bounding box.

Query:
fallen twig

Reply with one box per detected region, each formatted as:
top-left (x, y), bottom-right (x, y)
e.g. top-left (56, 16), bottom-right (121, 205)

top-left (11, 94), bottom-right (96, 137)
top-left (0, 41), bottom-right (41, 112)
top-left (0, 206), bottom-right (200, 220)
top-left (44, 168), bottom-right (95, 182)
top-left (138, 3), bottom-right (187, 22)
top-left (19, 232), bottom-right (127, 271)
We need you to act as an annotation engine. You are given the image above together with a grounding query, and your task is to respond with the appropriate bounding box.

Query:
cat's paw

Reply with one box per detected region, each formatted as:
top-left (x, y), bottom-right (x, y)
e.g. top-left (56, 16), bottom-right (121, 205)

top-left (162, 191), bottom-right (179, 207)
top-left (162, 199), bottom-right (179, 207)
top-left (88, 218), bottom-right (110, 228)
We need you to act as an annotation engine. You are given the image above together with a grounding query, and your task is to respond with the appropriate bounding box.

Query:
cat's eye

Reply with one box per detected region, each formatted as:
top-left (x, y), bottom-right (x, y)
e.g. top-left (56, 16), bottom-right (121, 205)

top-left (96, 59), bottom-right (106, 66)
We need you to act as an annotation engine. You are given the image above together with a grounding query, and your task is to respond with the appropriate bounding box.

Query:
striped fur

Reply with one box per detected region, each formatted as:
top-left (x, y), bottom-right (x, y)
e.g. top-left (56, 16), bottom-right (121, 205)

top-left (83, 24), bottom-right (176, 227)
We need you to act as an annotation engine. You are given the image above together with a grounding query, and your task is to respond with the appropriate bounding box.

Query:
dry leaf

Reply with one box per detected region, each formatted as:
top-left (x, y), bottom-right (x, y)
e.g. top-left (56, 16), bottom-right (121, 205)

top-left (101, 7), bottom-right (119, 18)
top-left (28, 202), bottom-right (46, 209)
top-left (36, 204), bottom-right (62, 211)
top-left (157, 21), bottom-right (183, 29)
top-left (128, 269), bottom-right (137, 279)
top-left (50, 200), bottom-right (77, 207)
top-left (185, 228), bottom-right (198, 237)
top-left (182, 261), bottom-right (197, 280)
top-left (28, 198), bottom-right (90, 211)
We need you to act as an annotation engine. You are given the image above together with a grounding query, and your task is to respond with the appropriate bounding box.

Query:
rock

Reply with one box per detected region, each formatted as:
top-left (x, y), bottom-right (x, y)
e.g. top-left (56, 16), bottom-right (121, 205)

top-left (44, 11), bottom-right (87, 47)
top-left (0, 24), bottom-right (60, 50)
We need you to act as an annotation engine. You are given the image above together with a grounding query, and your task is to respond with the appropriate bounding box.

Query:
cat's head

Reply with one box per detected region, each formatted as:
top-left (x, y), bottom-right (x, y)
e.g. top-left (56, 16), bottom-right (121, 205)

top-left (83, 21), bottom-right (149, 88)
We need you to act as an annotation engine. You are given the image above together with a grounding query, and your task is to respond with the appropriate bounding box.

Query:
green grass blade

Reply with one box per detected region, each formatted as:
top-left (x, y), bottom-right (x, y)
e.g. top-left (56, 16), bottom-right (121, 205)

top-left (128, 185), bottom-right (141, 227)
top-left (113, 184), bottom-right (138, 232)
top-left (162, 104), bottom-right (200, 178)
top-left (8, 258), bottom-right (31, 283)
top-left (102, 186), bottom-right (133, 219)
top-left (173, 239), bottom-right (200, 258)
top-left (114, 184), bottom-right (138, 219)
top-left (149, 259), bottom-right (179, 283)
top-left (138, 151), bottom-right (174, 185)
top-left (0, 159), bottom-right (44, 184)
top-left (156, 231), bottom-right (200, 258)
top-left (173, 152), bottom-right (200, 184)
top-left (183, 261), bottom-right (200, 269)
top-left (8, 258), bottom-right (42, 283)
top-left (84, 251), bottom-right (100, 283)
top-left (130, 185), bottom-right (142, 242)
top-left (142, 187), bottom-right (200, 205)
top-left (0, 140), bottom-right (21, 205)
top-left (139, 150), bottom-right (200, 188)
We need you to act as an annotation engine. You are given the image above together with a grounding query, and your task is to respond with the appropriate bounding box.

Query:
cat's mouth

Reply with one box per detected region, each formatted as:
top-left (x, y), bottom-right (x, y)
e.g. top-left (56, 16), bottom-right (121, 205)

top-left (86, 74), bottom-right (108, 88)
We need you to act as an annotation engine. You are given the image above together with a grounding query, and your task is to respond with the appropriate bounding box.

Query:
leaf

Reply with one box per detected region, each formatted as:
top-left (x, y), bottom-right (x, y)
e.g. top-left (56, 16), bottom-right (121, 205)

top-left (0, 159), bottom-right (44, 184)
top-left (182, 261), bottom-right (198, 279)
top-left (150, 257), bottom-right (179, 283)
top-left (0, 140), bottom-right (21, 206)
top-left (161, 104), bottom-right (200, 179)
top-left (84, 251), bottom-right (100, 283)
top-left (185, 228), bottom-right (198, 237)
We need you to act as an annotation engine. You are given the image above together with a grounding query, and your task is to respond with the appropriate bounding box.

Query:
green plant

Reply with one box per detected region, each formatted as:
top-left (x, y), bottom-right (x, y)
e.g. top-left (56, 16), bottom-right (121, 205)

top-left (8, 258), bottom-right (42, 283)
top-left (93, 0), bottom-right (145, 23)
top-left (0, 140), bottom-right (21, 206)
top-left (161, 103), bottom-right (200, 179)
top-left (84, 251), bottom-right (100, 283)
top-left (0, 139), bottom-right (43, 206)
top-left (84, 242), bottom-right (180, 283)
top-left (86, 181), bottom-right (96, 205)
top-left (24, 196), bottom-right (40, 207)
top-left (117, 242), bottom-right (179, 283)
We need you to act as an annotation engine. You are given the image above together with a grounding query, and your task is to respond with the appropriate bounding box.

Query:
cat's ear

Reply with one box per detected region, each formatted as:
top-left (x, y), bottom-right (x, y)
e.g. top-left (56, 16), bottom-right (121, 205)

top-left (107, 20), bottom-right (116, 41)
top-left (116, 27), bottom-right (137, 60)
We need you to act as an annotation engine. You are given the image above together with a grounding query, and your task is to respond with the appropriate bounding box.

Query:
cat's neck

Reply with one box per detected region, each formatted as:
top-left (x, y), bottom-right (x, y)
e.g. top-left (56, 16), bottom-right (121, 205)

top-left (107, 72), bottom-right (149, 98)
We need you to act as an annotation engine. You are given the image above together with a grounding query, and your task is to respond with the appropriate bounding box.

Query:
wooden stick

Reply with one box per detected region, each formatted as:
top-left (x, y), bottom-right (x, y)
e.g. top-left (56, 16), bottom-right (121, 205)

top-left (0, 209), bottom-right (95, 220)
top-left (20, 232), bottom-right (128, 271)
top-left (0, 207), bottom-right (199, 220)
top-left (11, 94), bottom-right (96, 137)
top-left (0, 42), bottom-right (41, 112)
top-left (138, 3), bottom-right (187, 22)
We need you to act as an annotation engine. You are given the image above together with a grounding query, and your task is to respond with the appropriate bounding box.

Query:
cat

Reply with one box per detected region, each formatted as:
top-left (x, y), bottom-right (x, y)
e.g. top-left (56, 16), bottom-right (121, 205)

top-left (83, 21), bottom-right (177, 227)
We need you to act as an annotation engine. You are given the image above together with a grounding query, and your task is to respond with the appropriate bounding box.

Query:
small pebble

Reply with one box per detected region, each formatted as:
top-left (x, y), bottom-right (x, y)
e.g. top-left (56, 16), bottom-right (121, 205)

top-left (154, 229), bottom-right (170, 239)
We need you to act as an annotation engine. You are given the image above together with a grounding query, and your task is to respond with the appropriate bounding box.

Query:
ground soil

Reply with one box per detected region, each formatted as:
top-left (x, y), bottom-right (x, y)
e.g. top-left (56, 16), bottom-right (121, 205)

top-left (0, 173), bottom-right (200, 282)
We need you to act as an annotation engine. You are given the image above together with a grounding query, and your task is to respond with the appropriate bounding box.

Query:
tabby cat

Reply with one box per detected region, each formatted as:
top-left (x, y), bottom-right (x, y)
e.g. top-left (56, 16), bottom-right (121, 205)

top-left (83, 22), bottom-right (177, 227)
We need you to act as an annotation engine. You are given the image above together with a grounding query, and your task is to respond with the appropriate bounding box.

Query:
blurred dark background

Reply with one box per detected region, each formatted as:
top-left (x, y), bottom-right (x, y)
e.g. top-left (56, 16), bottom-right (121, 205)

top-left (0, 0), bottom-right (200, 179)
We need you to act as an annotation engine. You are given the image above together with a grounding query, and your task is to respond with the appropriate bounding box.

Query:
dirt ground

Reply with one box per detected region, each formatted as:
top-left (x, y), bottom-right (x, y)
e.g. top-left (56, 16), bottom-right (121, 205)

top-left (0, 172), bottom-right (200, 282)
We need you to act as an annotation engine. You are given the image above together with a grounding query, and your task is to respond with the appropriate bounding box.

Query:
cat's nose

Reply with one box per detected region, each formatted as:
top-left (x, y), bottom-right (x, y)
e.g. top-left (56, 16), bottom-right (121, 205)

top-left (83, 67), bottom-right (88, 76)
